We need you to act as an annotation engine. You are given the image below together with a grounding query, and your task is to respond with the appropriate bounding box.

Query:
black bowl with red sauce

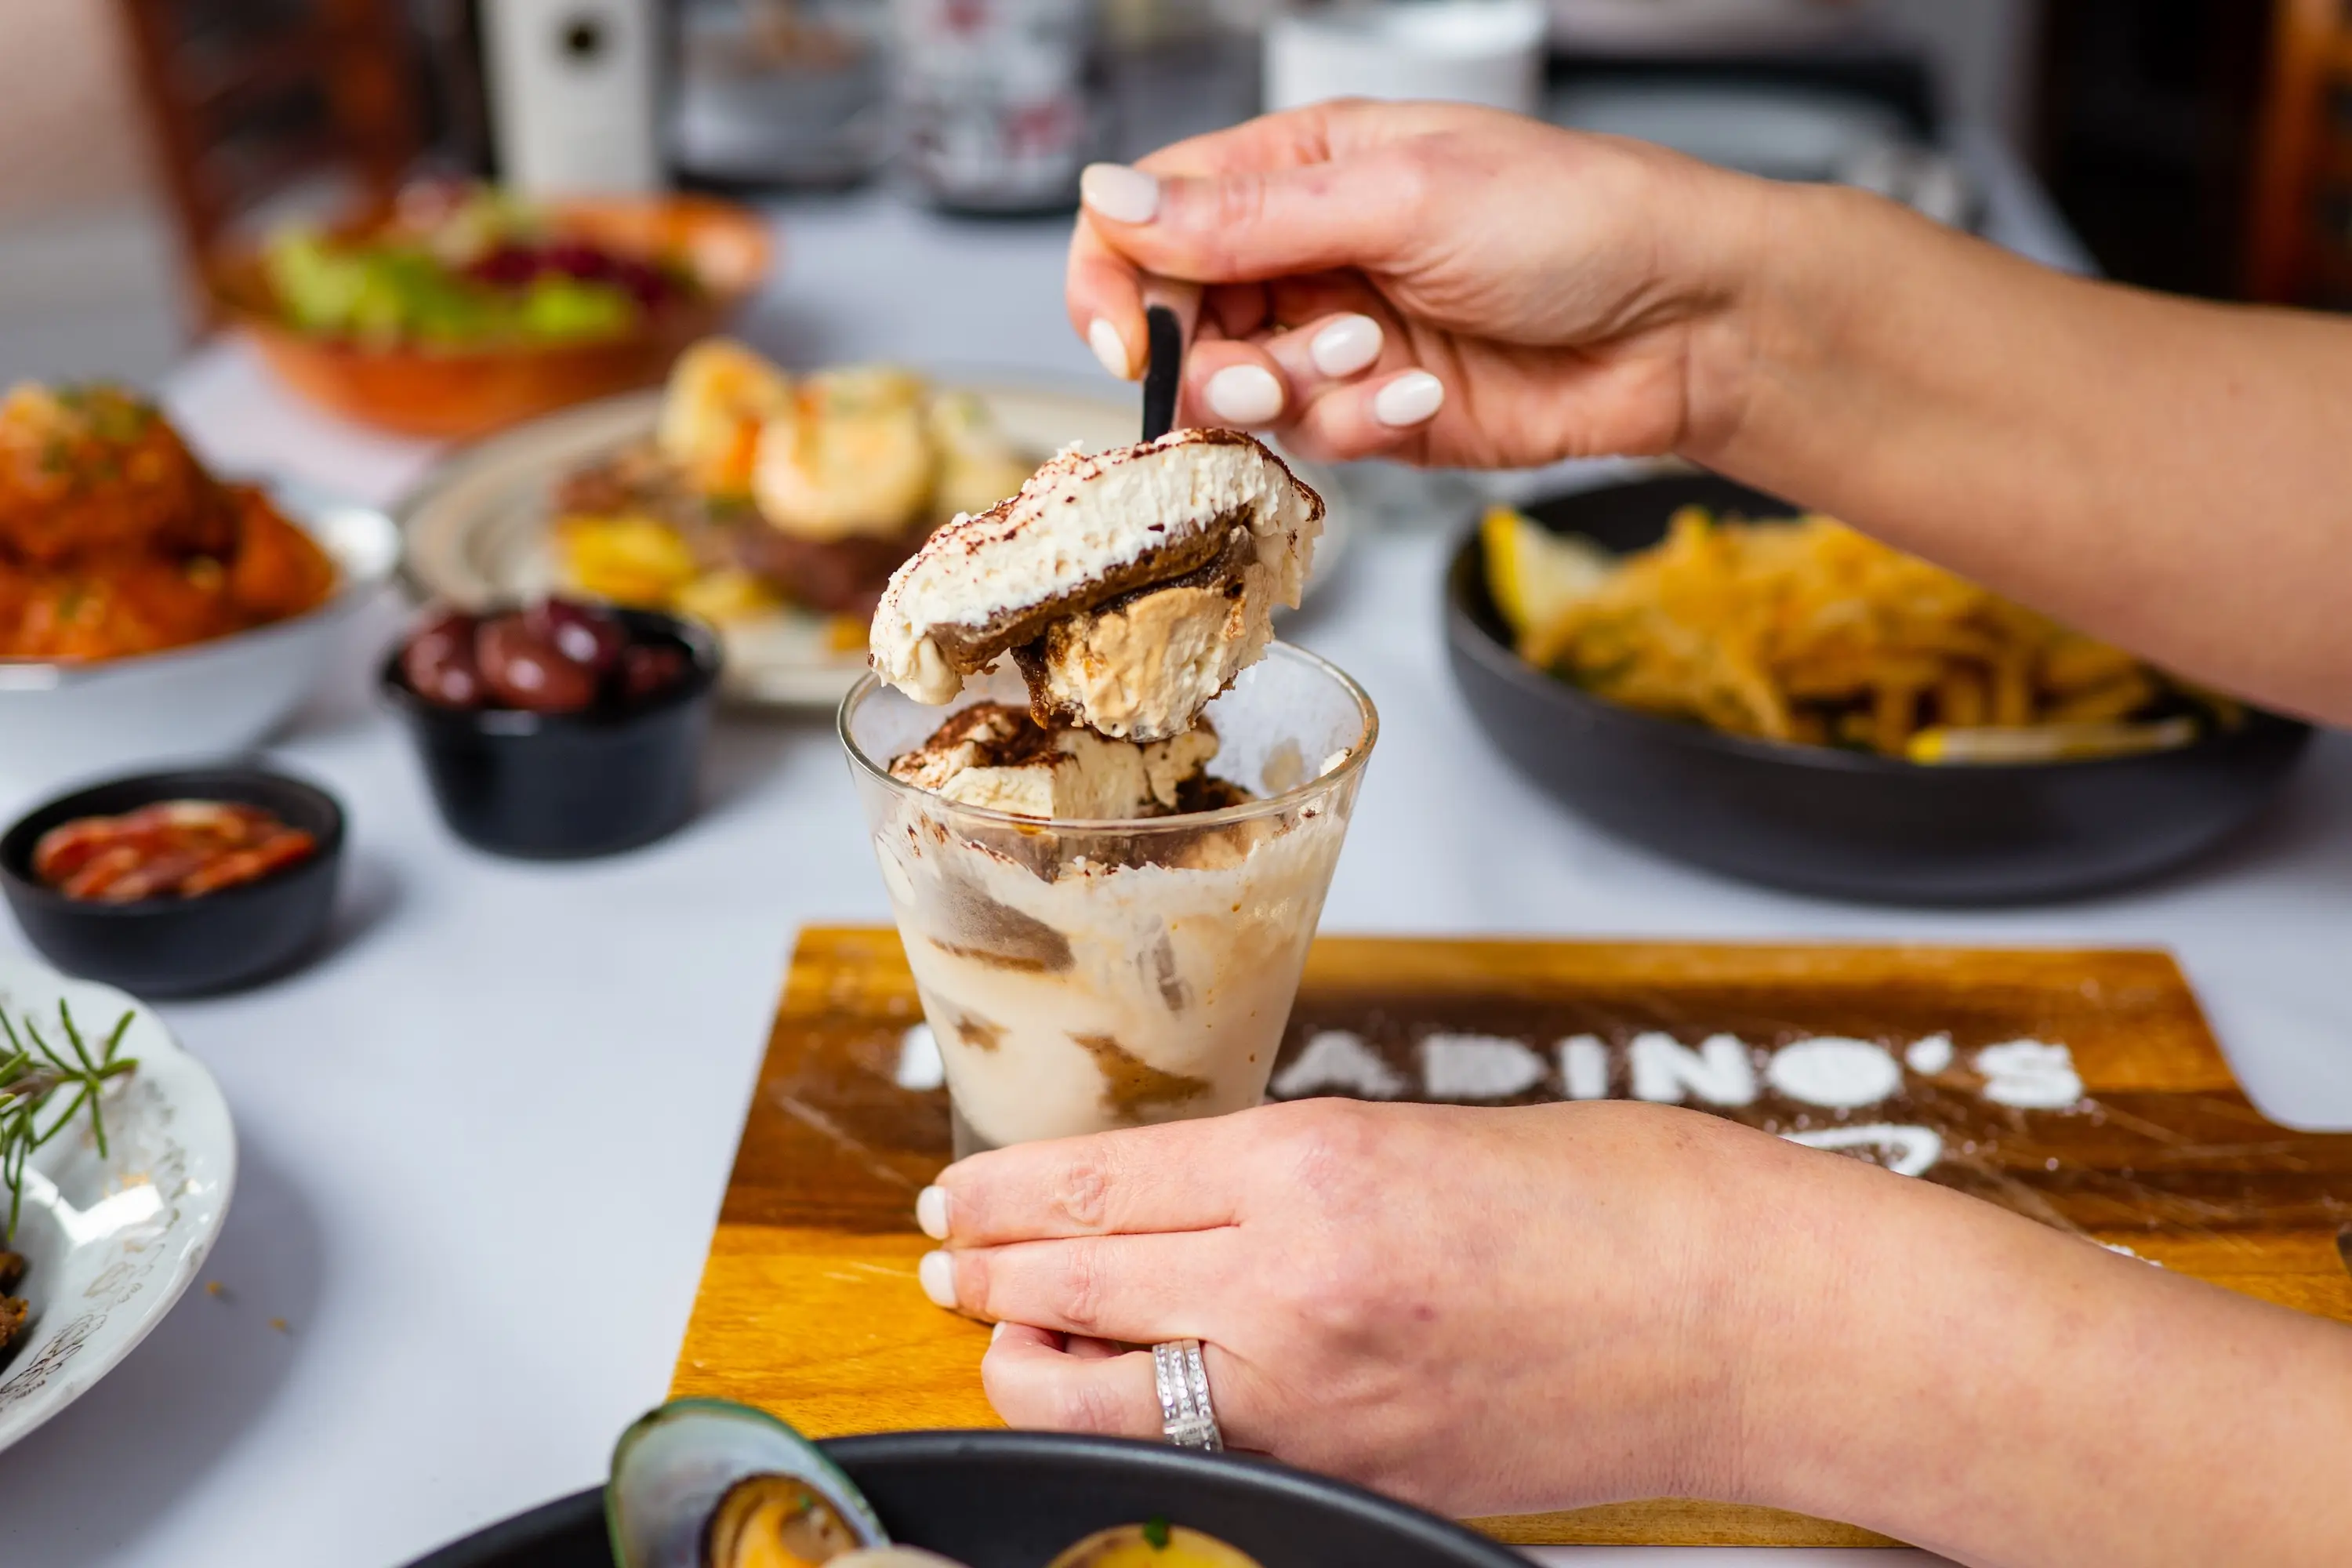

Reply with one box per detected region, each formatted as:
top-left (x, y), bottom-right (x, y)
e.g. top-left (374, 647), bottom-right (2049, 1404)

top-left (382, 603), bottom-right (720, 859)
top-left (1, 766), bottom-right (347, 996)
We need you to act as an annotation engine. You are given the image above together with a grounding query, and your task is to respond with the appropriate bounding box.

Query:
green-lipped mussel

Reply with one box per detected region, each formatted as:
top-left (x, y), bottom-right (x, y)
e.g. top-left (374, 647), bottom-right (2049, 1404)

top-left (606, 1399), bottom-right (1265, 1568)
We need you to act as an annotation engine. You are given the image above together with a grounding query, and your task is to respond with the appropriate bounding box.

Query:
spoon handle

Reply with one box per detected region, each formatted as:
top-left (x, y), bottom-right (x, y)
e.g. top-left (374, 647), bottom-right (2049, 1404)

top-left (1138, 277), bottom-right (1200, 442)
top-left (1142, 305), bottom-right (1182, 441)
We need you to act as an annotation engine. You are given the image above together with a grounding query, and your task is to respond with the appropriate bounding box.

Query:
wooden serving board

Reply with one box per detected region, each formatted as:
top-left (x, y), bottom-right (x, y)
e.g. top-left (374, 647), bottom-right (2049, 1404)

top-left (673, 927), bottom-right (2352, 1549)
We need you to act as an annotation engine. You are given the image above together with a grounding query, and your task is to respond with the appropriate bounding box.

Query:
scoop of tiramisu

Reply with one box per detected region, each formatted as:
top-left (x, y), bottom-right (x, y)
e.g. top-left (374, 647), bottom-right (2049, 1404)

top-left (890, 701), bottom-right (1225, 821)
top-left (869, 429), bottom-right (1323, 742)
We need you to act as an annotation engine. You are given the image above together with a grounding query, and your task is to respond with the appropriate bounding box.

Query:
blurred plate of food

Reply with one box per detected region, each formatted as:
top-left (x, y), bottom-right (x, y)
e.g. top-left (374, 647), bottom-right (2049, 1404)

top-left (0, 383), bottom-right (400, 798)
top-left (0, 950), bottom-right (235, 1454)
top-left (206, 182), bottom-right (773, 440)
top-left (1446, 472), bottom-right (2311, 903)
top-left (398, 343), bottom-right (1354, 710)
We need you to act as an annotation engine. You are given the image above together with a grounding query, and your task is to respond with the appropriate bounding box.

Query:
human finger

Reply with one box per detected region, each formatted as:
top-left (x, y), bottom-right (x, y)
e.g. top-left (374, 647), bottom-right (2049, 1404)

top-left (1178, 310), bottom-right (1403, 450)
top-left (1067, 103), bottom-right (1364, 365)
top-left (1182, 334), bottom-right (1448, 463)
top-left (1205, 281), bottom-right (1272, 341)
top-left (1185, 337), bottom-right (1292, 430)
top-left (1077, 144), bottom-right (1428, 287)
top-left (1131, 98), bottom-right (1501, 182)
top-left (1276, 368), bottom-right (1450, 464)
top-left (1067, 217), bottom-right (1146, 380)
top-left (981, 1328), bottom-right (1163, 1439)
top-left (1262, 310), bottom-right (1389, 394)
top-left (924, 1230), bottom-right (1240, 1341)
top-left (1067, 233), bottom-right (1220, 383)
top-left (1261, 271), bottom-right (1382, 332)
top-left (924, 1117), bottom-right (1247, 1246)
top-left (983, 1330), bottom-right (1262, 1450)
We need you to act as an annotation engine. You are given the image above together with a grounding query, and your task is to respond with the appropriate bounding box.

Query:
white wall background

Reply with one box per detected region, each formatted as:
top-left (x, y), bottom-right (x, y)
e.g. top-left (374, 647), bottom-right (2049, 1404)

top-left (0, 0), bottom-right (182, 382)
top-left (0, 0), bottom-right (155, 220)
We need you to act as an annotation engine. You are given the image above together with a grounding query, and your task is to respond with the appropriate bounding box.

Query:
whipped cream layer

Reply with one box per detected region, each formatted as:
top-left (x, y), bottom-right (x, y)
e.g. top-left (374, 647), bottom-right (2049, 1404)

top-left (868, 429), bottom-right (1323, 724)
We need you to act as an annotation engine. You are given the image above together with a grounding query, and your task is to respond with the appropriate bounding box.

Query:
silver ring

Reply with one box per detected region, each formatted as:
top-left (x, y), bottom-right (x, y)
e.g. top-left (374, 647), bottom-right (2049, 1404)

top-left (1152, 1338), bottom-right (1224, 1451)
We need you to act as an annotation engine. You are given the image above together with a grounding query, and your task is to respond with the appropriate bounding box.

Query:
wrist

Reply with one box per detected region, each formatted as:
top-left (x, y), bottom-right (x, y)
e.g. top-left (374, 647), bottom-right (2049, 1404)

top-left (1658, 1121), bottom-right (1852, 1504)
top-left (1700, 1138), bottom-right (1987, 1524)
top-left (1673, 178), bottom-right (1871, 472)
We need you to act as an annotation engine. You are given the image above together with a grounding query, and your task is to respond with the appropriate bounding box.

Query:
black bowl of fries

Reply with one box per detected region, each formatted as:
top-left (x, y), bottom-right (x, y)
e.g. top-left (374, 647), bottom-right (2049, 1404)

top-left (1446, 471), bottom-right (2312, 904)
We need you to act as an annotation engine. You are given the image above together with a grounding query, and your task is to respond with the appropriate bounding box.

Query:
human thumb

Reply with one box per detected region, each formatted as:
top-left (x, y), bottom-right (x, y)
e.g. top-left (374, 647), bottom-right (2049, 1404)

top-left (1078, 154), bottom-right (1417, 284)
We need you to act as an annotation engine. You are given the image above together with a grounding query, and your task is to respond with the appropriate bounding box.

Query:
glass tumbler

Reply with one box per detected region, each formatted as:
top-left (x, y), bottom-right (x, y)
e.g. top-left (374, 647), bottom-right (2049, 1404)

top-left (840, 644), bottom-right (1377, 1156)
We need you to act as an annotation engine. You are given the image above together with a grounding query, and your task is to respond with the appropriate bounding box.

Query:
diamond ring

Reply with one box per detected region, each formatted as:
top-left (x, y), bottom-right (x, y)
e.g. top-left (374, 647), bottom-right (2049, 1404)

top-left (1152, 1338), bottom-right (1224, 1451)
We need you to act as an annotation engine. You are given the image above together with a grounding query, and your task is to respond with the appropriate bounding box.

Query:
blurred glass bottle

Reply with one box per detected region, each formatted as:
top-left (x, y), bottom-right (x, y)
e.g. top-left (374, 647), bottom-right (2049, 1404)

top-left (891, 0), bottom-right (1103, 212)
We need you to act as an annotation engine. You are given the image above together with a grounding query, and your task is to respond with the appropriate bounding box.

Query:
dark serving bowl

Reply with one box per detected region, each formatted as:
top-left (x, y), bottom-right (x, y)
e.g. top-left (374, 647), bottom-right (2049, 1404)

top-left (0, 766), bottom-right (347, 996)
top-left (404, 1429), bottom-right (1524, 1568)
top-left (383, 608), bottom-right (720, 861)
top-left (1445, 471), bottom-right (2314, 905)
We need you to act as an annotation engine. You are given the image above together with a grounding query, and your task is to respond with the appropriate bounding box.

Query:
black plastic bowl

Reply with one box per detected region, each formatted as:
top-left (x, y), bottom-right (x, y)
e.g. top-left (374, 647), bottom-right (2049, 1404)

top-left (383, 608), bottom-right (720, 861)
top-left (1446, 472), bottom-right (2314, 905)
top-left (0, 765), bottom-right (347, 996)
top-left (403, 1429), bottom-right (1525, 1568)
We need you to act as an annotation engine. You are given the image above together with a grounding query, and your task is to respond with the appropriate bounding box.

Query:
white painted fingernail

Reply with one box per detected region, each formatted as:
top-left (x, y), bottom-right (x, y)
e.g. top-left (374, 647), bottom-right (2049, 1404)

top-left (991, 1319), bottom-right (1012, 1343)
top-left (1080, 163), bottom-right (1160, 225)
top-left (1205, 363), bottom-right (1284, 426)
top-left (1082, 317), bottom-right (1129, 380)
top-left (916, 1185), bottom-right (951, 1241)
top-left (918, 1250), bottom-right (958, 1310)
top-left (1087, 318), bottom-right (1131, 380)
top-left (1310, 314), bottom-right (1384, 378)
top-left (1373, 370), bottom-right (1445, 428)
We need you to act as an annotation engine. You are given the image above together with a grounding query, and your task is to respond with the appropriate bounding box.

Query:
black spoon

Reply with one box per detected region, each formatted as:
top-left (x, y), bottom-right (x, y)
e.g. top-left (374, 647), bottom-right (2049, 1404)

top-left (1141, 303), bottom-right (1183, 441)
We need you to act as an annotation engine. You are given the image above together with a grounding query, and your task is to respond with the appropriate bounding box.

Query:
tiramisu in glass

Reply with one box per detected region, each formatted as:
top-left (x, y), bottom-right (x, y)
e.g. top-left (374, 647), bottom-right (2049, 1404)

top-left (841, 430), bottom-right (1375, 1153)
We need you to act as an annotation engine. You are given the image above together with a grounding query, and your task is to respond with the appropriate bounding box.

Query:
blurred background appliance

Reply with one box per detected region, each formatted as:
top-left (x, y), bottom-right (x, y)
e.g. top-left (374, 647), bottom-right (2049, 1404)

top-left (479, 0), bottom-right (666, 194)
top-left (1264, 1), bottom-right (1550, 118)
top-left (669, 0), bottom-right (891, 189)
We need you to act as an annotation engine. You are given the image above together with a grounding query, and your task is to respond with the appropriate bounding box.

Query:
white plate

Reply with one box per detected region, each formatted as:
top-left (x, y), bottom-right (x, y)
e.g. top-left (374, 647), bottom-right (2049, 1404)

top-left (397, 380), bottom-right (1356, 710)
top-left (0, 953), bottom-right (235, 1455)
top-left (0, 486), bottom-right (402, 799)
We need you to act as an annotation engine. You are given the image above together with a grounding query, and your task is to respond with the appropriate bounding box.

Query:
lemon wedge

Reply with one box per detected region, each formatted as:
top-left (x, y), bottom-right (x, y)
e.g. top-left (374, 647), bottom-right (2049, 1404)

top-left (1480, 504), bottom-right (1615, 637)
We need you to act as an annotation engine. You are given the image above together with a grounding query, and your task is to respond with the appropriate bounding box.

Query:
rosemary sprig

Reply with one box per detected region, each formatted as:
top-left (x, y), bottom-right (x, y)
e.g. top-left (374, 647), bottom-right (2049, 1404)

top-left (0, 1000), bottom-right (137, 1242)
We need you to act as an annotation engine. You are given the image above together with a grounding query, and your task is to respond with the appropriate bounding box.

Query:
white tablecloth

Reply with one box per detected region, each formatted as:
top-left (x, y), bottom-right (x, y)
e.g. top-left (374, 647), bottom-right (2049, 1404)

top-left (4, 151), bottom-right (2344, 1568)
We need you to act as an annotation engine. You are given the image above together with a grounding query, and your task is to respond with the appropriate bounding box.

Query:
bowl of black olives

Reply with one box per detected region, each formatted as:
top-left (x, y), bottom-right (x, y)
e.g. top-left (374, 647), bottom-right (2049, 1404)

top-left (383, 598), bottom-right (720, 858)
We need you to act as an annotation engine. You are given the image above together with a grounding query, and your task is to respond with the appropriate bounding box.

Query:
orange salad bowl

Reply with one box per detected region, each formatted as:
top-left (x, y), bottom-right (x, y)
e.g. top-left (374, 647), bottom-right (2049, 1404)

top-left (206, 194), bottom-right (774, 441)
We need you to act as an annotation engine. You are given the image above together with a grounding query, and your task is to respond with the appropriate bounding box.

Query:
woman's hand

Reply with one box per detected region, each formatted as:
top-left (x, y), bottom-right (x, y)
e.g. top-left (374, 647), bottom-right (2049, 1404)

top-left (913, 1098), bottom-right (1798, 1516)
top-left (1065, 100), bottom-right (1773, 470)
top-left (916, 1096), bottom-right (2352, 1565)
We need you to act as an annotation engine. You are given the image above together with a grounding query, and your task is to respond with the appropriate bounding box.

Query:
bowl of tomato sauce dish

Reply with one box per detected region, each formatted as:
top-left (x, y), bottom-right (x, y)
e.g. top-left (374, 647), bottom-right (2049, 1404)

top-left (1, 766), bottom-right (345, 996)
